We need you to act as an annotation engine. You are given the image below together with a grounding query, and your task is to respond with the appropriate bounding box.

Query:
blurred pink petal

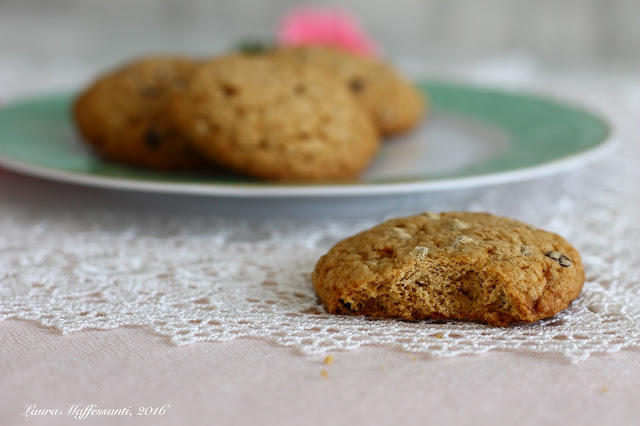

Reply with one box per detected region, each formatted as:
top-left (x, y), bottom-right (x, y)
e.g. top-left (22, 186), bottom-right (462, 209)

top-left (277, 7), bottom-right (379, 57)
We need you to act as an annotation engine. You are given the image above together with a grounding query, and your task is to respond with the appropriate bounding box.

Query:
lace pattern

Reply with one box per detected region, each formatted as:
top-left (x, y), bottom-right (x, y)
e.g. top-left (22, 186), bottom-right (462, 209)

top-left (1, 64), bottom-right (639, 362)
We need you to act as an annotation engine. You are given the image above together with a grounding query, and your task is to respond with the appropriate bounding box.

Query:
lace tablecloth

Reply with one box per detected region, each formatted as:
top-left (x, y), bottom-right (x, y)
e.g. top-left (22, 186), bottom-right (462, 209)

top-left (1, 59), bottom-right (639, 364)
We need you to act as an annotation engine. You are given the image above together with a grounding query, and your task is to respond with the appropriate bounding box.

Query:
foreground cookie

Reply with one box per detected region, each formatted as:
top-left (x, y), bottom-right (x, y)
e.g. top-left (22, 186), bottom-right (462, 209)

top-left (169, 54), bottom-right (379, 181)
top-left (73, 56), bottom-right (206, 170)
top-left (312, 212), bottom-right (584, 326)
top-left (271, 46), bottom-right (425, 136)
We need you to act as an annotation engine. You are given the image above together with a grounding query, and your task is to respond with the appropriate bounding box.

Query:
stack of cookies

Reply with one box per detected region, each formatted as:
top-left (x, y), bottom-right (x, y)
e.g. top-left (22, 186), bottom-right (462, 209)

top-left (73, 47), bottom-right (425, 181)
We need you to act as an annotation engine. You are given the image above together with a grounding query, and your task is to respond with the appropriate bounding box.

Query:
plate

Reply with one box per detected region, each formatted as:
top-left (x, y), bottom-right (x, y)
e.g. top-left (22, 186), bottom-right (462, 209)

top-left (0, 82), bottom-right (611, 198)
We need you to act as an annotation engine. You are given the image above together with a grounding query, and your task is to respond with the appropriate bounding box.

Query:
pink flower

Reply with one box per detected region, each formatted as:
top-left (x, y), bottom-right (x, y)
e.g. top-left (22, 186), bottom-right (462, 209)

top-left (277, 7), bottom-right (379, 57)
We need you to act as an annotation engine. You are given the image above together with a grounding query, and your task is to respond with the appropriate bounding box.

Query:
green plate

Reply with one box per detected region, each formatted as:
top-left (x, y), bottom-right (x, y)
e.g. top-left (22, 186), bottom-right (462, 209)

top-left (0, 82), bottom-right (611, 197)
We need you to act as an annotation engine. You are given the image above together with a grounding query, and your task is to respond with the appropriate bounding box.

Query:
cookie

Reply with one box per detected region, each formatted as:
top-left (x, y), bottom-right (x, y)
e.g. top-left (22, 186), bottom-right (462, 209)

top-left (168, 54), bottom-right (379, 181)
top-left (270, 46), bottom-right (425, 136)
top-left (73, 56), bottom-right (207, 170)
top-left (312, 212), bottom-right (585, 326)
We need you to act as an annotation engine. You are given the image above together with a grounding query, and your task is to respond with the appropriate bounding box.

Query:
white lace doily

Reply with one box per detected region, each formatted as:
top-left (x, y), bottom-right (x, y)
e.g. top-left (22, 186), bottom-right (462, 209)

top-left (1, 60), bottom-right (639, 362)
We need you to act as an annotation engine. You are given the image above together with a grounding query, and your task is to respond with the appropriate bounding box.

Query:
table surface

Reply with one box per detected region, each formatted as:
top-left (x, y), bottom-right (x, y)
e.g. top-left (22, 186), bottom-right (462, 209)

top-left (2, 319), bottom-right (640, 426)
top-left (1, 57), bottom-right (640, 426)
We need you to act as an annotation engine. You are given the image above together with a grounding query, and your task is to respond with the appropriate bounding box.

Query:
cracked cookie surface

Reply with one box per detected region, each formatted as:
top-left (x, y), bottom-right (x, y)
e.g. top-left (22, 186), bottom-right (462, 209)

top-left (168, 54), bottom-right (379, 181)
top-left (73, 56), bottom-right (206, 170)
top-left (312, 212), bottom-right (585, 326)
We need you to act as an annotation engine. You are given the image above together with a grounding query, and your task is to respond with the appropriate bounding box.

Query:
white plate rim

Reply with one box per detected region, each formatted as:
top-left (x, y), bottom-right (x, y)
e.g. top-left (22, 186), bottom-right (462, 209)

top-left (0, 136), bottom-right (617, 198)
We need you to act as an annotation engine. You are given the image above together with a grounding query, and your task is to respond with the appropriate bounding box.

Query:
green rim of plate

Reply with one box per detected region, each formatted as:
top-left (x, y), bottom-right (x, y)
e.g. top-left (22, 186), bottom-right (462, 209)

top-left (0, 81), bottom-right (610, 195)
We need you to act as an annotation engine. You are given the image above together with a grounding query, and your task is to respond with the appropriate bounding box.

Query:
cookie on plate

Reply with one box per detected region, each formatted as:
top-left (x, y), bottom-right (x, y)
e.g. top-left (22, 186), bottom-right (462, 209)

top-left (73, 55), bottom-right (207, 170)
top-left (312, 212), bottom-right (584, 326)
top-left (270, 46), bottom-right (425, 136)
top-left (168, 54), bottom-right (379, 181)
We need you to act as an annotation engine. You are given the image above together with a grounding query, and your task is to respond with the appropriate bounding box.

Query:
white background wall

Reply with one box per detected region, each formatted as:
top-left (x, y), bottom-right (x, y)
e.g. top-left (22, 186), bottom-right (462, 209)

top-left (0, 0), bottom-right (638, 71)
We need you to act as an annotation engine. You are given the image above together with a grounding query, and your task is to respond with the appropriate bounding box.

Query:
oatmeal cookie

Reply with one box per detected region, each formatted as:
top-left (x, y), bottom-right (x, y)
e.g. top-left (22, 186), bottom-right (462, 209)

top-left (270, 46), bottom-right (425, 136)
top-left (168, 54), bottom-right (379, 181)
top-left (73, 56), bottom-right (206, 170)
top-left (312, 212), bottom-right (584, 326)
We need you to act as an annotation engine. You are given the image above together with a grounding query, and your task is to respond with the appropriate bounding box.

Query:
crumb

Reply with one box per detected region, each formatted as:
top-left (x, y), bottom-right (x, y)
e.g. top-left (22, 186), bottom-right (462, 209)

top-left (324, 355), bottom-right (334, 365)
top-left (321, 370), bottom-right (329, 379)
top-left (380, 365), bottom-right (387, 371)
top-left (435, 333), bottom-right (443, 339)
top-left (601, 387), bottom-right (609, 393)
top-left (410, 356), bottom-right (418, 361)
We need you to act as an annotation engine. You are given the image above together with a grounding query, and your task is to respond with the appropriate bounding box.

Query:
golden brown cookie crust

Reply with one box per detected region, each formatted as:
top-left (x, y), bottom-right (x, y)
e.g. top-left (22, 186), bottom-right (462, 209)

top-left (73, 56), bottom-right (206, 170)
top-left (168, 54), bottom-right (380, 181)
top-left (312, 212), bottom-right (585, 326)
top-left (270, 46), bottom-right (425, 136)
